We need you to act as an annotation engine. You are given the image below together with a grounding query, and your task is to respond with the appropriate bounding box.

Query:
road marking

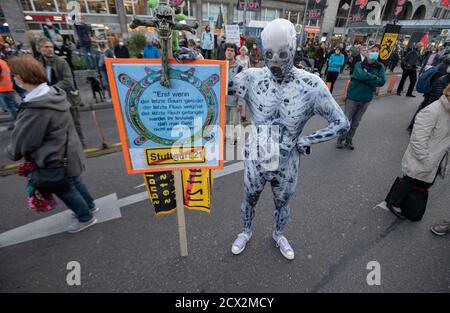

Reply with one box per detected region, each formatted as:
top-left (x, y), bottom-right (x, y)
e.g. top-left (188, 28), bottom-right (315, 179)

top-left (0, 193), bottom-right (121, 249)
top-left (0, 161), bottom-right (246, 249)
top-left (376, 201), bottom-right (389, 212)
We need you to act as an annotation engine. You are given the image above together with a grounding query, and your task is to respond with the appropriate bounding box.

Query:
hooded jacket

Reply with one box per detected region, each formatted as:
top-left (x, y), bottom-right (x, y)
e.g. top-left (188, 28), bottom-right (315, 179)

top-left (5, 85), bottom-right (85, 177)
top-left (402, 95), bottom-right (450, 183)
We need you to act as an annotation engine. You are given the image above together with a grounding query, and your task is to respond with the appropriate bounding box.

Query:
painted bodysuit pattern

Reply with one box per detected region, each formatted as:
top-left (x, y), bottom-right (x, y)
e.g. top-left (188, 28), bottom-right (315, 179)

top-left (233, 65), bottom-right (350, 236)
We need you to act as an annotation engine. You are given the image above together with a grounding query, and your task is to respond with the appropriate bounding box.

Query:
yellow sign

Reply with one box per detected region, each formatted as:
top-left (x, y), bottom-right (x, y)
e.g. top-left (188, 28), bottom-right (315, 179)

top-left (182, 169), bottom-right (214, 213)
top-left (380, 32), bottom-right (399, 61)
top-left (145, 146), bottom-right (205, 166)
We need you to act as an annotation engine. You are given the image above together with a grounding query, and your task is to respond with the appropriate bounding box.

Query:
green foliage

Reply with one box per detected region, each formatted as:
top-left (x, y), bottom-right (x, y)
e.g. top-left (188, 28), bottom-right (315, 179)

top-left (127, 31), bottom-right (147, 58)
top-left (245, 37), bottom-right (256, 51)
top-left (72, 54), bottom-right (88, 70)
top-left (307, 45), bottom-right (316, 59)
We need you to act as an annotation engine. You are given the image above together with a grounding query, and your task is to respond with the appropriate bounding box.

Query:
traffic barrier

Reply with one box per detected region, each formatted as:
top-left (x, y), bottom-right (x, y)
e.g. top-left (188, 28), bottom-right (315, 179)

top-left (386, 74), bottom-right (398, 94)
top-left (341, 79), bottom-right (350, 101)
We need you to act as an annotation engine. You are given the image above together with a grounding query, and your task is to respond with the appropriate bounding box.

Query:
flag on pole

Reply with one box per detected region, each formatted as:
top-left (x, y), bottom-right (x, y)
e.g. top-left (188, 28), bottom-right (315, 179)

top-left (216, 6), bottom-right (224, 29)
top-left (420, 32), bottom-right (429, 50)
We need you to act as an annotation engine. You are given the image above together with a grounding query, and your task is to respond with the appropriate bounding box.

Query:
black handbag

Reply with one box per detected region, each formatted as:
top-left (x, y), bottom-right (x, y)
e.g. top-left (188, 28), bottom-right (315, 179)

top-left (386, 177), bottom-right (429, 222)
top-left (402, 186), bottom-right (429, 222)
top-left (29, 131), bottom-right (71, 194)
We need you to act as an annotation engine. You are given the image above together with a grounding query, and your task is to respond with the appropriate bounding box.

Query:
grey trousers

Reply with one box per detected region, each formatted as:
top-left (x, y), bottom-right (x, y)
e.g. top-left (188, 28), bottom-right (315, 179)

top-left (339, 99), bottom-right (370, 142)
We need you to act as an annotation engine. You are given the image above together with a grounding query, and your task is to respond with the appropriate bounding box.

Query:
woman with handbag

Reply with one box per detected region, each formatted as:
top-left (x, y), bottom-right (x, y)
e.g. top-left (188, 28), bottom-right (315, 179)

top-left (385, 83), bottom-right (450, 221)
top-left (5, 55), bottom-right (98, 233)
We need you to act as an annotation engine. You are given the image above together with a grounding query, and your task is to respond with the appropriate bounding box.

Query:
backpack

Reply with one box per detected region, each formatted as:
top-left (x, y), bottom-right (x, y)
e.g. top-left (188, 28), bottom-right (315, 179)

top-left (416, 66), bottom-right (439, 94)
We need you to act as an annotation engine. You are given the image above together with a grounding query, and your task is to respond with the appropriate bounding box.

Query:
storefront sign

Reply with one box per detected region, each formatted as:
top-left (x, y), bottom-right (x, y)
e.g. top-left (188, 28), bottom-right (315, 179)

top-left (306, 0), bottom-right (327, 20)
top-left (236, 0), bottom-right (262, 12)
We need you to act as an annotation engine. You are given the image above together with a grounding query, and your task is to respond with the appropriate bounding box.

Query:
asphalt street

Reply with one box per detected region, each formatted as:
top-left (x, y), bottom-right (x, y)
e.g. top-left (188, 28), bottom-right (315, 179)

top-left (0, 93), bottom-right (449, 292)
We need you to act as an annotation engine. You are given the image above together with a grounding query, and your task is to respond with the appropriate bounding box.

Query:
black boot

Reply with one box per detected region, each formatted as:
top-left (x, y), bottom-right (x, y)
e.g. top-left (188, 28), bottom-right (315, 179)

top-left (345, 139), bottom-right (354, 150)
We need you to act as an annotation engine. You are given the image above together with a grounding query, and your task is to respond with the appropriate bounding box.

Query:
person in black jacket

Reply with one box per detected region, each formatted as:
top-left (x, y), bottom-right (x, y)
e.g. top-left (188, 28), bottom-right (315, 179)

top-left (407, 64), bottom-right (450, 132)
top-left (313, 42), bottom-right (326, 76)
top-left (114, 40), bottom-right (130, 58)
top-left (397, 42), bottom-right (423, 97)
top-left (349, 45), bottom-right (368, 75)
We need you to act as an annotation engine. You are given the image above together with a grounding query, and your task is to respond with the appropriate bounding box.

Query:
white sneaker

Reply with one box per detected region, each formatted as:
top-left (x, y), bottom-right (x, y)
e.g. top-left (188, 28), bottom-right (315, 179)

top-left (67, 217), bottom-right (97, 234)
top-left (273, 232), bottom-right (295, 260)
top-left (231, 232), bottom-right (252, 255)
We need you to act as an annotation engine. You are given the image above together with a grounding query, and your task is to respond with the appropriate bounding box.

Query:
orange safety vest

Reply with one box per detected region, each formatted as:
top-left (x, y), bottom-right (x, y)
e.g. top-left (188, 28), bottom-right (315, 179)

top-left (0, 59), bottom-right (14, 93)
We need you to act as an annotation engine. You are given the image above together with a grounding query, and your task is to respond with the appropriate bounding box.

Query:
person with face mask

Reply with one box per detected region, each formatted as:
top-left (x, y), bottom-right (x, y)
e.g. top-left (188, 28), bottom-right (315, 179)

top-left (229, 19), bottom-right (349, 260)
top-left (43, 19), bottom-right (60, 44)
top-left (114, 39), bottom-right (130, 59)
top-left (325, 46), bottom-right (345, 94)
top-left (336, 44), bottom-right (386, 150)
top-left (420, 47), bottom-right (441, 74)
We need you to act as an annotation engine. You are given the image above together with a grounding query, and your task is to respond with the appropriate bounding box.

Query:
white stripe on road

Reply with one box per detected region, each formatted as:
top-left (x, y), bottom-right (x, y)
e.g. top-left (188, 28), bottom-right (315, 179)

top-left (0, 193), bottom-right (121, 249)
top-left (0, 161), bottom-right (245, 249)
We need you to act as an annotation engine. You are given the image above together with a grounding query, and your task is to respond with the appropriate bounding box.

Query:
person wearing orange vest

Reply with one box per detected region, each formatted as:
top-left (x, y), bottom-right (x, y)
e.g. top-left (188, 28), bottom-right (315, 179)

top-left (0, 58), bottom-right (19, 121)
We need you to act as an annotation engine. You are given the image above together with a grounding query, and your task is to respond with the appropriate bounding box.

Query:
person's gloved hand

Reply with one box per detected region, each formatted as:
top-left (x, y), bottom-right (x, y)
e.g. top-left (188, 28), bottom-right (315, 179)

top-left (296, 137), bottom-right (311, 155)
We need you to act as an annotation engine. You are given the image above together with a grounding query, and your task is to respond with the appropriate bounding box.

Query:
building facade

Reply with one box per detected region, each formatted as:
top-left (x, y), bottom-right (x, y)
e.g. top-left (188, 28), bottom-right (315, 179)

top-left (0, 0), bottom-right (305, 45)
top-left (321, 0), bottom-right (450, 43)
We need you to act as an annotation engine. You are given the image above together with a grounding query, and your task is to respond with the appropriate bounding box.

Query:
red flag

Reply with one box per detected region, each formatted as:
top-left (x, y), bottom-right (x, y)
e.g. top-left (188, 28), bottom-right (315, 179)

top-left (420, 32), bottom-right (429, 50)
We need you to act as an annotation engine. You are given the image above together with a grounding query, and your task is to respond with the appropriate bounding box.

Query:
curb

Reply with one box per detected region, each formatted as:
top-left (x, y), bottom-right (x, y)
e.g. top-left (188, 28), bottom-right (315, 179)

top-left (0, 143), bottom-right (122, 177)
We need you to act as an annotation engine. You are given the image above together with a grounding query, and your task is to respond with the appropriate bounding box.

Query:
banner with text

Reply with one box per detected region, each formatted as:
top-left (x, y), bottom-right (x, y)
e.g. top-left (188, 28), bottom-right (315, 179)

top-left (106, 58), bottom-right (226, 174)
top-left (306, 0), bottom-right (327, 21)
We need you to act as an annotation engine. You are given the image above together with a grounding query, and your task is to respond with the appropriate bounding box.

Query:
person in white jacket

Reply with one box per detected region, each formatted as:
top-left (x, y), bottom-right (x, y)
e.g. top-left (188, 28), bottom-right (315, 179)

top-left (385, 84), bottom-right (450, 232)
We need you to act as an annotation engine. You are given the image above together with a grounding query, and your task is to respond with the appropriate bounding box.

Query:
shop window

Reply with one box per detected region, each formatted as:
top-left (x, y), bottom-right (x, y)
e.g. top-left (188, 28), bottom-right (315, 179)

top-left (20, 0), bottom-right (33, 11)
top-left (134, 0), bottom-right (148, 15)
top-left (107, 0), bottom-right (117, 14)
top-left (87, 0), bottom-right (108, 14)
top-left (57, 0), bottom-right (87, 13)
top-left (124, 0), bottom-right (134, 14)
top-left (33, 0), bottom-right (57, 12)
top-left (233, 7), bottom-right (255, 23)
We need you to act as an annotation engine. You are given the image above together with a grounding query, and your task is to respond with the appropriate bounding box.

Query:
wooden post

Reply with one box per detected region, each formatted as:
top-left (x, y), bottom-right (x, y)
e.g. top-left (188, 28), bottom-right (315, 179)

top-left (174, 170), bottom-right (188, 257)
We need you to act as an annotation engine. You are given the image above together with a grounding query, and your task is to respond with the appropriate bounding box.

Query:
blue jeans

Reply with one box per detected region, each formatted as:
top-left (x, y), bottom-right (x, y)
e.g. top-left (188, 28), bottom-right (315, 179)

top-left (0, 91), bottom-right (19, 120)
top-left (55, 176), bottom-right (95, 222)
top-left (99, 69), bottom-right (110, 97)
